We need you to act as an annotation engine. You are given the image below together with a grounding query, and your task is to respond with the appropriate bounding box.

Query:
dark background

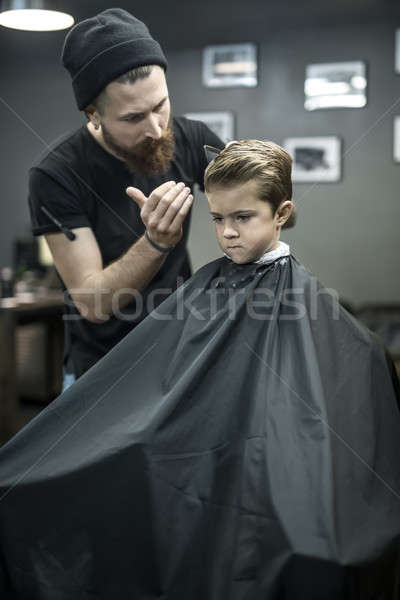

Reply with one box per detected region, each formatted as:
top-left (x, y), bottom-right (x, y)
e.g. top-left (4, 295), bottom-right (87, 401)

top-left (0, 0), bottom-right (399, 303)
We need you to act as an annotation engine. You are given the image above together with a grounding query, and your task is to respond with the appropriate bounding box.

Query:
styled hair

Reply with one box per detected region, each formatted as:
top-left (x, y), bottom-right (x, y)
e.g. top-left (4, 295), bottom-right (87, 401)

top-left (93, 65), bottom-right (154, 114)
top-left (204, 139), bottom-right (293, 216)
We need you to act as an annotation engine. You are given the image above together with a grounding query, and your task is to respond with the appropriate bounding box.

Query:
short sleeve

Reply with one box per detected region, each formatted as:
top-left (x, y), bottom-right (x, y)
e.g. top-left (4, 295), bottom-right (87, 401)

top-left (28, 167), bottom-right (91, 236)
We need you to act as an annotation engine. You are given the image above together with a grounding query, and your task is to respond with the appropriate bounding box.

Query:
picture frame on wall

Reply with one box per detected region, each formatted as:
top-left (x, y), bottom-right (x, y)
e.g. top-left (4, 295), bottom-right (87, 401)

top-left (202, 43), bottom-right (257, 88)
top-left (394, 117), bottom-right (400, 163)
top-left (184, 111), bottom-right (235, 143)
top-left (283, 136), bottom-right (342, 183)
top-left (304, 61), bottom-right (367, 110)
top-left (396, 30), bottom-right (400, 74)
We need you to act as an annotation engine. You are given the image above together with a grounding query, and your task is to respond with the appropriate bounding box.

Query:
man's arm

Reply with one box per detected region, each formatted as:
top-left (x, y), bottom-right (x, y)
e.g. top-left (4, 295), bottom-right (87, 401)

top-left (45, 181), bottom-right (193, 323)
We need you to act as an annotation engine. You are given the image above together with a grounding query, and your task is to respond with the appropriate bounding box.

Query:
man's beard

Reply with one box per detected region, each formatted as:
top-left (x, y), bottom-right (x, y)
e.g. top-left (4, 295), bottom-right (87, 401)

top-left (101, 118), bottom-right (175, 176)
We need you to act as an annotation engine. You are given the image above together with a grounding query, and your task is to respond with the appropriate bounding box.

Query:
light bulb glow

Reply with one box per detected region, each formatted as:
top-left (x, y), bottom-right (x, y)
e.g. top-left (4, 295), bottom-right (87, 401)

top-left (0, 9), bottom-right (74, 31)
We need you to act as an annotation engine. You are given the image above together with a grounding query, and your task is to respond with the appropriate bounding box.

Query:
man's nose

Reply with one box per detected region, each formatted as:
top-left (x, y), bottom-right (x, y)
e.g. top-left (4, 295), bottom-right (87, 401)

top-left (144, 113), bottom-right (163, 140)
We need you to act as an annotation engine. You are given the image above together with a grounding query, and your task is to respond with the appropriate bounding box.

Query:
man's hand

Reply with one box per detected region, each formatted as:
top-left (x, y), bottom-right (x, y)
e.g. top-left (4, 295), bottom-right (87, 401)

top-left (126, 181), bottom-right (193, 249)
top-left (44, 182), bottom-right (193, 322)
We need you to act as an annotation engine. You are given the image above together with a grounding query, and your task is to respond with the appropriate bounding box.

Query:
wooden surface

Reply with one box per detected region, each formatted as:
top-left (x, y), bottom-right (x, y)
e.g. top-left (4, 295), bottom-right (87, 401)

top-left (0, 293), bottom-right (63, 445)
top-left (0, 308), bottom-right (17, 442)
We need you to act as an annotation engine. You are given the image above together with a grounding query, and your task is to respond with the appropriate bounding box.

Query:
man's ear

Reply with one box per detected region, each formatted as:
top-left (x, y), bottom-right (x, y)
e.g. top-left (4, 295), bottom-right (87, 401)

top-left (276, 201), bottom-right (295, 228)
top-left (85, 105), bottom-right (100, 128)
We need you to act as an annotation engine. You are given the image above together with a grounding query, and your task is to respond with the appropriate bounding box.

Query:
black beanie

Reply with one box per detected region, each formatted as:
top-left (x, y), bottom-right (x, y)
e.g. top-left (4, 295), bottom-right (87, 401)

top-left (61, 8), bottom-right (168, 110)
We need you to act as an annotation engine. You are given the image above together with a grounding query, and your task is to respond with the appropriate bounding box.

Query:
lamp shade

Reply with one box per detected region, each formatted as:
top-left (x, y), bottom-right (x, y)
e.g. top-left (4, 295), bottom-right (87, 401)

top-left (0, 0), bottom-right (74, 31)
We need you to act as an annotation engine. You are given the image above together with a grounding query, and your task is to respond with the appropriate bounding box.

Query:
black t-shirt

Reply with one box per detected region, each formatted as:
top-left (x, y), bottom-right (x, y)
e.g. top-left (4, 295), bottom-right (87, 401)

top-left (28, 116), bottom-right (223, 377)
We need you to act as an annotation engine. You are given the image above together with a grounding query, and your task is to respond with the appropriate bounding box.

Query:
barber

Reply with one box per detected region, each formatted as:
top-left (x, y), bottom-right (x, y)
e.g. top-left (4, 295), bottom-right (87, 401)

top-left (28, 8), bottom-right (224, 388)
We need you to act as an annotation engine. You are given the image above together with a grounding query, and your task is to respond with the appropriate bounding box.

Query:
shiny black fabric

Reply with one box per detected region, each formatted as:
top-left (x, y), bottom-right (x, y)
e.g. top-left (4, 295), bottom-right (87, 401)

top-left (0, 255), bottom-right (399, 599)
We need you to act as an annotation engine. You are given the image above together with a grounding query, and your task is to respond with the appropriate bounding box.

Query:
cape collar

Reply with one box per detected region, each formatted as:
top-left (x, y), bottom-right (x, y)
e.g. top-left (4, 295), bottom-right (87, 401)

top-left (254, 241), bottom-right (290, 265)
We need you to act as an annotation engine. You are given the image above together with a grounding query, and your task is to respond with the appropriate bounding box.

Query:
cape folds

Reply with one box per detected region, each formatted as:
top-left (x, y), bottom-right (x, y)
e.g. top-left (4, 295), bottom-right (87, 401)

top-left (0, 255), bottom-right (399, 599)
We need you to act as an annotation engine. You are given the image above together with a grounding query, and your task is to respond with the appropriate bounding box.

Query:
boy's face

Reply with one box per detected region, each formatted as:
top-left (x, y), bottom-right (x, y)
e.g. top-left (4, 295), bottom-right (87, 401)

top-left (207, 180), bottom-right (281, 264)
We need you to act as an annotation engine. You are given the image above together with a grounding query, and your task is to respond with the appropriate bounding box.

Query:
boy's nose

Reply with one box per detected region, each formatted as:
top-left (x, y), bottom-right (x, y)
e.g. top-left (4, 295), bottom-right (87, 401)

top-left (223, 226), bottom-right (239, 239)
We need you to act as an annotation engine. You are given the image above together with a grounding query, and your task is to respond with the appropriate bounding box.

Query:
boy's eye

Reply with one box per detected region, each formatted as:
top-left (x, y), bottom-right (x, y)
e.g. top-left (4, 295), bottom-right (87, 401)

top-left (236, 215), bottom-right (251, 222)
top-left (212, 217), bottom-right (223, 223)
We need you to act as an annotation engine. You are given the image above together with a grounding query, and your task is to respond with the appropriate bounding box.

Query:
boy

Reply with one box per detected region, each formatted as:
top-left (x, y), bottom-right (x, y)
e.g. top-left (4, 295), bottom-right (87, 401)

top-left (0, 141), bottom-right (399, 599)
top-left (205, 139), bottom-right (294, 265)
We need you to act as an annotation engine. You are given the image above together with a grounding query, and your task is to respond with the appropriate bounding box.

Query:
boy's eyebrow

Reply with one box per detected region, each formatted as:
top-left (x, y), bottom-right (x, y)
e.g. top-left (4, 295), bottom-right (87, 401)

top-left (210, 209), bottom-right (257, 217)
top-left (119, 96), bottom-right (168, 120)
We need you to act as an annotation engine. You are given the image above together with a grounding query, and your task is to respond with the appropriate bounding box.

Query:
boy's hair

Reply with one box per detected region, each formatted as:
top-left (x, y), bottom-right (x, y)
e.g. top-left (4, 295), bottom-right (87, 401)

top-left (204, 139), bottom-right (293, 217)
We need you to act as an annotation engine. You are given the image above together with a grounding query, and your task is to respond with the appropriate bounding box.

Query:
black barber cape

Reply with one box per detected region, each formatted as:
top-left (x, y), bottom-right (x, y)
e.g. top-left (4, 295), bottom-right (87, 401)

top-left (0, 255), bottom-right (399, 600)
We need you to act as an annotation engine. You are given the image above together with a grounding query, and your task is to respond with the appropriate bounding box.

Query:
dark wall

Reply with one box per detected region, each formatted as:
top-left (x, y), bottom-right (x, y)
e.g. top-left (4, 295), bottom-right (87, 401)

top-left (0, 28), bottom-right (81, 267)
top-left (0, 20), bottom-right (399, 303)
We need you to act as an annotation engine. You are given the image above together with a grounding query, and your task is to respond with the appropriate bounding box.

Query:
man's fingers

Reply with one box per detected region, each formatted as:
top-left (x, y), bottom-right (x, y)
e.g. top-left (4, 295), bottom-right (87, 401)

top-left (156, 187), bottom-right (192, 230)
top-left (179, 194), bottom-right (193, 218)
top-left (152, 182), bottom-right (192, 222)
top-left (145, 181), bottom-right (177, 214)
top-left (141, 182), bottom-right (193, 248)
top-left (167, 194), bottom-right (194, 231)
top-left (126, 187), bottom-right (147, 209)
top-left (126, 181), bottom-right (176, 212)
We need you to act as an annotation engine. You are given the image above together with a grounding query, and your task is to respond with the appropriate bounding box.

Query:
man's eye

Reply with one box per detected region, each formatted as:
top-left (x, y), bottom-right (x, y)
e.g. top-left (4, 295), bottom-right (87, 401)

top-left (124, 115), bottom-right (142, 123)
top-left (237, 215), bottom-right (251, 222)
top-left (212, 217), bottom-right (223, 223)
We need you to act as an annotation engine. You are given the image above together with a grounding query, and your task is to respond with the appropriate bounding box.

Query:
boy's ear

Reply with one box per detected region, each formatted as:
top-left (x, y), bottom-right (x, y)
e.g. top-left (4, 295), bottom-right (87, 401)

top-left (282, 206), bottom-right (297, 229)
top-left (277, 201), bottom-right (295, 228)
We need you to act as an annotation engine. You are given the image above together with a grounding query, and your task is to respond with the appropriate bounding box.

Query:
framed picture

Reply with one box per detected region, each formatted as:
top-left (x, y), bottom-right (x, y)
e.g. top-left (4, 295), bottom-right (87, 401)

top-left (202, 43), bottom-right (257, 88)
top-left (396, 30), bottom-right (400, 74)
top-left (305, 61), bottom-right (367, 110)
top-left (394, 117), bottom-right (400, 163)
top-left (283, 136), bottom-right (342, 183)
top-left (184, 111), bottom-right (235, 143)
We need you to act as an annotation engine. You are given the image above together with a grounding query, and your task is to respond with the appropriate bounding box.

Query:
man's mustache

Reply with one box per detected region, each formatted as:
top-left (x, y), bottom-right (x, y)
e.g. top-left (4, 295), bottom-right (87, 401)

top-left (132, 135), bottom-right (169, 157)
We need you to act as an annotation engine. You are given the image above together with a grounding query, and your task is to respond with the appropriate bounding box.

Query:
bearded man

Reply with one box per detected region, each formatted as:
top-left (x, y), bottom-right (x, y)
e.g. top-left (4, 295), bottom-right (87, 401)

top-left (28, 8), bottom-right (223, 387)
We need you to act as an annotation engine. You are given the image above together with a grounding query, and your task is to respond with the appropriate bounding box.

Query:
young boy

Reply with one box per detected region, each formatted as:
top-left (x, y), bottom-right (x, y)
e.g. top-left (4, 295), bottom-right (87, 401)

top-left (0, 141), bottom-right (399, 600)
top-left (205, 139), bottom-right (294, 265)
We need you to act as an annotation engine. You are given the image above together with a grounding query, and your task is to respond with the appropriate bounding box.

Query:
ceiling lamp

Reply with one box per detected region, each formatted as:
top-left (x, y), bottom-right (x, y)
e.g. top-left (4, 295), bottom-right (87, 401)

top-left (0, 0), bottom-right (74, 31)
